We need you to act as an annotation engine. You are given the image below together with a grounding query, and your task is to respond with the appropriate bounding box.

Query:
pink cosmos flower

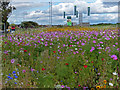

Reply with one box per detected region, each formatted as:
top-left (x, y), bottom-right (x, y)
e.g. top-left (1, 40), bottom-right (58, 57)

top-left (81, 43), bottom-right (85, 46)
top-left (61, 85), bottom-right (64, 88)
top-left (111, 55), bottom-right (117, 60)
top-left (93, 40), bottom-right (96, 43)
top-left (77, 42), bottom-right (79, 44)
top-left (22, 70), bottom-right (26, 73)
top-left (11, 59), bottom-right (15, 63)
top-left (31, 68), bottom-right (35, 71)
top-left (113, 45), bottom-right (115, 47)
top-left (100, 41), bottom-right (103, 44)
top-left (28, 53), bottom-right (31, 56)
top-left (115, 43), bottom-right (118, 45)
top-left (76, 51), bottom-right (79, 53)
top-left (63, 44), bottom-right (65, 47)
top-left (73, 52), bottom-right (76, 54)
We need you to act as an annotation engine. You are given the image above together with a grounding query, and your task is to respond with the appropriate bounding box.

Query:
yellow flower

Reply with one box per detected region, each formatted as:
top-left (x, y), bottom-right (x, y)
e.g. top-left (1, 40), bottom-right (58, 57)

top-left (104, 80), bottom-right (107, 84)
top-left (101, 86), bottom-right (104, 88)
top-left (96, 86), bottom-right (100, 89)
top-left (91, 88), bottom-right (94, 90)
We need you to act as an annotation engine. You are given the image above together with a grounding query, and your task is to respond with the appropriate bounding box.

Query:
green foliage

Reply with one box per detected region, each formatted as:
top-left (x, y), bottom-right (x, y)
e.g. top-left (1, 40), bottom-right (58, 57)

top-left (20, 21), bottom-right (39, 28)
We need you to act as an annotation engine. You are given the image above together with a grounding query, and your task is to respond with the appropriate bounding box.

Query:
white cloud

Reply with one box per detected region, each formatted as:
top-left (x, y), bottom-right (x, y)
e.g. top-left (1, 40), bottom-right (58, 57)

top-left (8, 0), bottom-right (118, 25)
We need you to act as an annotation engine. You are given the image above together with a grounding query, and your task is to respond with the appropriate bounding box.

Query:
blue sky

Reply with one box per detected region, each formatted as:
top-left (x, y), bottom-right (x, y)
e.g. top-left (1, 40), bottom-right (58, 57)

top-left (8, 0), bottom-right (119, 25)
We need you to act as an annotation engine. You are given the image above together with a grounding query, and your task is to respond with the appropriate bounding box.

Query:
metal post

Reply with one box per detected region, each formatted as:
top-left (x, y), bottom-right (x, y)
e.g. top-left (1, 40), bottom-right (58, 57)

top-left (51, 0), bottom-right (52, 27)
top-left (49, 2), bottom-right (50, 26)
top-left (79, 12), bottom-right (82, 26)
top-left (4, 23), bottom-right (5, 32)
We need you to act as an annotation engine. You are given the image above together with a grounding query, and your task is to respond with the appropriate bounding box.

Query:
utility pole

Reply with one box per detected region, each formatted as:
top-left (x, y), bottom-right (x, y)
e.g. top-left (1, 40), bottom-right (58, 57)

top-left (49, 2), bottom-right (50, 26)
top-left (51, 0), bottom-right (52, 27)
top-left (79, 12), bottom-right (82, 26)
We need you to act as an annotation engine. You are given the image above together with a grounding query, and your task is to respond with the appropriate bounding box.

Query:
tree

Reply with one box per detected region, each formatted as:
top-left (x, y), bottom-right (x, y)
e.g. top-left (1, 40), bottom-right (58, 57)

top-left (20, 21), bottom-right (39, 29)
top-left (0, 0), bottom-right (16, 37)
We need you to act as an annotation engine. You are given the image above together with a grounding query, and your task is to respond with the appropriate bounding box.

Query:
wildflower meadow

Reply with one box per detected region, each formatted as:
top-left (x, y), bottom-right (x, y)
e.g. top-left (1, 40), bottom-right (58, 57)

top-left (1, 26), bottom-right (120, 89)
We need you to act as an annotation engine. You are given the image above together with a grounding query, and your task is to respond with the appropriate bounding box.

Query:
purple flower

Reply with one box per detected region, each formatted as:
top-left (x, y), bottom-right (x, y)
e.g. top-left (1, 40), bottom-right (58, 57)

top-left (11, 59), bottom-right (15, 63)
top-left (100, 41), bottom-right (103, 44)
top-left (73, 52), bottom-right (76, 54)
top-left (31, 68), bottom-right (35, 71)
top-left (28, 53), bottom-right (31, 56)
top-left (5, 42), bottom-right (7, 44)
top-left (111, 55), bottom-right (117, 60)
top-left (40, 61), bottom-right (43, 63)
top-left (57, 57), bottom-right (60, 59)
top-left (81, 43), bottom-right (85, 46)
top-left (115, 43), bottom-right (118, 45)
top-left (77, 42), bottom-right (79, 44)
top-left (45, 44), bottom-right (48, 46)
top-left (117, 48), bottom-right (119, 51)
top-left (93, 40), bottom-right (96, 43)
top-left (75, 72), bottom-right (77, 74)
top-left (61, 85), bottom-right (64, 88)
top-left (113, 45), bottom-right (115, 47)
top-left (63, 44), bottom-right (65, 47)
top-left (22, 70), bottom-right (26, 73)
top-left (97, 47), bottom-right (102, 49)
top-left (76, 51), bottom-right (79, 53)
top-left (91, 47), bottom-right (95, 51)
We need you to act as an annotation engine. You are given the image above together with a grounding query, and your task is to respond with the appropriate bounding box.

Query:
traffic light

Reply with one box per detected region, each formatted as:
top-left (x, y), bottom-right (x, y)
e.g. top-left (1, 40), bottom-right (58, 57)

top-left (74, 5), bottom-right (76, 15)
top-left (64, 12), bottom-right (65, 18)
top-left (88, 7), bottom-right (90, 16)
top-left (76, 11), bottom-right (78, 18)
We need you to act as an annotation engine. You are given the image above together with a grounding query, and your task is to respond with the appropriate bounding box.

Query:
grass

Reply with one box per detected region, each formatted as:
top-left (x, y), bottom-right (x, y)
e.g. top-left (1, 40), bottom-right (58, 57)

top-left (1, 26), bottom-right (120, 89)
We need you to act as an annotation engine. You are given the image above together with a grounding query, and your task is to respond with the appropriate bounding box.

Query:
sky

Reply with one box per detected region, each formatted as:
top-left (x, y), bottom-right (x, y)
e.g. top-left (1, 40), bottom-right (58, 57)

top-left (7, 0), bottom-right (119, 25)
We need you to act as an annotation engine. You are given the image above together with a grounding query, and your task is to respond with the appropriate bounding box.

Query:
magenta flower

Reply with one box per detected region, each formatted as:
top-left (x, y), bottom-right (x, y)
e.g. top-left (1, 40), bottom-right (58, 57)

top-left (28, 53), bottom-right (31, 56)
top-left (113, 45), bottom-right (115, 47)
top-left (77, 42), bottom-right (79, 44)
top-left (93, 40), bottom-right (96, 43)
top-left (97, 47), bottom-right (102, 49)
top-left (45, 44), bottom-right (48, 46)
top-left (40, 61), bottom-right (43, 63)
top-left (111, 55), bottom-right (117, 60)
top-left (115, 43), bottom-right (118, 45)
top-left (22, 70), bottom-right (26, 73)
top-left (81, 43), bottom-right (85, 46)
top-left (76, 51), bottom-right (79, 53)
top-left (31, 68), bottom-right (35, 71)
top-left (117, 48), bottom-right (119, 51)
top-left (57, 57), bottom-right (60, 59)
top-left (61, 85), bottom-right (64, 88)
top-left (63, 44), bottom-right (65, 47)
top-left (11, 59), bottom-right (15, 63)
top-left (100, 41), bottom-right (103, 44)
top-left (73, 52), bottom-right (76, 54)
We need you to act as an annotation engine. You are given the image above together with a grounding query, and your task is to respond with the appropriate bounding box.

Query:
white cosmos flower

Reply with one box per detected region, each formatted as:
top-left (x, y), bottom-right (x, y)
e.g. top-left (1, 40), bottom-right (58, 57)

top-left (113, 72), bottom-right (118, 75)
top-left (55, 85), bottom-right (61, 88)
top-left (75, 48), bottom-right (77, 50)
top-left (109, 83), bottom-right (113, 86)
top-left (41, 38), bottom-right (44, 41)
